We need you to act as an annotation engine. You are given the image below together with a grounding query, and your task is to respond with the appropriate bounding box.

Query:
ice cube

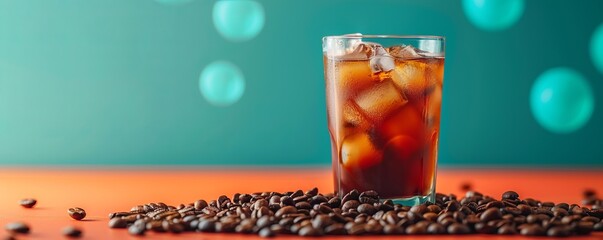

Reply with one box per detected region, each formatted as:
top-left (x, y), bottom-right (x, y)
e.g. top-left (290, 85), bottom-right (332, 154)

top-left (340, 133), bottom-right (382, 169)
top-left (353, 80), bottom-right (408, 122)
top-left (369, 46), bottom-right (395, 73)
top-left (338, 41), bottom-right (374, 60)
top-left (377, 105), bottom-right (424, 143)
top-left (389, 60), bottom-right (431, 98)
top-left (343, 102), bottom-right (366, 128)
top-left (387, 45), bottom-right (421, 59)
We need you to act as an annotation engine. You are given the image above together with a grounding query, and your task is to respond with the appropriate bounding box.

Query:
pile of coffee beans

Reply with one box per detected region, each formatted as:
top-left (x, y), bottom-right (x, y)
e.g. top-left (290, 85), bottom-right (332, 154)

top-left (107, 188), bottom-right (603, 238)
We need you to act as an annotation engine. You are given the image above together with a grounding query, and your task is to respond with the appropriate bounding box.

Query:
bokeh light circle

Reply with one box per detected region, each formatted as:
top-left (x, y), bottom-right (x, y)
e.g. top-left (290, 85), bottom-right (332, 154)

top-left (199, 61), bottom-right (245, 106)
top-left (212, 0), bottom-right (265, 42)
top-left (590, 23), bottom-right (603, 74)
top-left (530, 68), bottom-right (594, 134)
top-left (462, 0), bottom-right (525, 31)
top-left (155, 0), bottom-right (194, 6)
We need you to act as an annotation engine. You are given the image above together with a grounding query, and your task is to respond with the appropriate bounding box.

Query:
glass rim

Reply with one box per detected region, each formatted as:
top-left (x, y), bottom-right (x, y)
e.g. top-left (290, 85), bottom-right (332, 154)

top-left (323, 34), bottom-right (445, 41)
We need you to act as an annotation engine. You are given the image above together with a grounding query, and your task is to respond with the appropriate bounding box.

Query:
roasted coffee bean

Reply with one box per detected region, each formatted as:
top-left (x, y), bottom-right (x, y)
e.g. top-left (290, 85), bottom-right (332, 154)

top-left (305, 187), bottom-right (319, 197)
top-left (445, 201), bottom-right (460, 211)
top-left (573, 221), bottom-right (594, 235)
top-left (502, 191), bottom-right (519, 200)
top-left (128, 224), bottom-right (145, 236)
top-left (358, 190), bottom-right (379, 204)
top-left (108, 218), bottom-right (128, 228)
top-left (342, 200), bottom-right (360, 212)
top-left (19, 198), bottom-right (37, 208)
top-left (357, 203), bottom-right (377, 215)
top-left (269, 196), bottom-right (281, 206)
top-left (474, 222), bottom-right (496, 234)
top-left (67, 207), bottom-right (86, 220)
top-left (341, 190), bottom-right (358, 203)
top-left (593, 222), bottom-right (603, 231)
top-left (63, 226), bottom-right (82, 238)
top-left (497, 225), bottom-right (516, 235)
top-left (298, 225), bottom-right (321, 236)
top-left (323, 223), bottom-right (346, 235)
top-left (447, 223), bottom-right (470, 234)
top-left (427, 204), bottom-right (442, 213)
top-left (410, 205), bottom-right (428, 214)
top-left (327, 197), bottom-right (341, 208)
top-left (377, 224), bottom-right (399, 235)
top-left (256, 216), bottom-right (273, 229)
top-left (460, 182), bottom-right (473, 191)
top-left (275, 206), bottom-right (297, 218)
top-left (295, 202), bottom-right (311, 210)
top-left (364, 222), bottom-right (383, 234)
top-left (480, 208), bottom-right (502, 222)
top-left (194, 200), bottom-right (208, 210)
top-left (582, 216), bottom-right (600, 223)
top-left (4, 222), bottom-right (30, 234)
top-left (197, 220), bottom-right (216, 232)
top-left (258, 227), bottom-right (275, 238)
top-left (309, 195), bottom-right (327, 205)
top-left (427, 223), bottom-right (446, 234)
top-left (346, 222), bottom-right (366, 235)
top-left (520, 224), bottom-right (545, 236)
top-left (547, 225), bottom-right (571, 237)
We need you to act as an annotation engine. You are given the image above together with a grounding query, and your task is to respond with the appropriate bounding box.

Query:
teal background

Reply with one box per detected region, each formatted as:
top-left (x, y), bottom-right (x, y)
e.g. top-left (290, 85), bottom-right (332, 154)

top-left (0, 0), bottom-right (602, 166)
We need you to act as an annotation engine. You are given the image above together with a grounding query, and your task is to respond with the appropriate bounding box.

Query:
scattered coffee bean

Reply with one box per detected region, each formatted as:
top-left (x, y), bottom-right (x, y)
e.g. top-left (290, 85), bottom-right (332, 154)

top-left (62, 226), bottom-right (82, 238)
top-left (103, 187), bottom-right (602, 238)
top-left (4, 222), bottom-right (29, 234)
top-left (67, 207), bottom-right (86, 220)
top-left (19, 198), bottom-right (37, 208)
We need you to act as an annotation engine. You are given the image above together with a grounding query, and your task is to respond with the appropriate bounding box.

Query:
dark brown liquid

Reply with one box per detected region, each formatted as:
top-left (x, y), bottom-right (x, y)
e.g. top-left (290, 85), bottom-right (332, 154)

top-left (324, 55), bottom-right (444, 199)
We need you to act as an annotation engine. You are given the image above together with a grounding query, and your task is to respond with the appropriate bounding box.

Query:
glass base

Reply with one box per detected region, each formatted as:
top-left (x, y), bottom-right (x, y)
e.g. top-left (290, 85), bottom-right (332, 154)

top-left (387, 194), bottom-right (434, 206)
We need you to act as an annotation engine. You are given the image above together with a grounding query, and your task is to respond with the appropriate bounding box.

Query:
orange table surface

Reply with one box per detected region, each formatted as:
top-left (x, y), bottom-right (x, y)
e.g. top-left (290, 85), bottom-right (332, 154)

top-left (0, 167), bottom-right (602, 239)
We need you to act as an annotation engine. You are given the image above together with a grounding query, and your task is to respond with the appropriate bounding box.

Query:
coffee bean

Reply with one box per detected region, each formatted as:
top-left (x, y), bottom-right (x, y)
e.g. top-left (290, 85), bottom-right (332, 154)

top-left (105, 188), bottom-right (603, 237)
top-left (520, 224), bottom-right (545, 236)
top-left (327, 197), bottom-right (341, 208)
top-left (309, 195), bottom-right (327, 205)
top-left (128, 224), bottom-right (145, 236)
top-left (67, 207), bottom-right (86, 220)
top-left (497, 225), bottom-right (516, 235)
top-left (62, 226), bottom-right (82, 238)
top-left (474, 222), bottom-right (496, 234)
top-left (358, 190), bottom-right (379, 204)
top-left (460, 182), bottom-right (473, 191)
top-left (427, 223), bottom-right (446, 234)
top-left (305, 187), bottom-right (319, 197)
top-left (194, 199), bottom-right (208, 210)
top-left (342, 200), bottom-right (360, 212)
top-left (295, 202), bottom-right (311, 210)
top-left (258, 227), bottom-right (275, 238)
top-left (324, 223), bottom-right (346, 235)
top-left (256, 216), bottom-right (273, 229)
top-left (298, 226), bottom-right (322, 236)
top-left (573, 221), bottom-right (594, 235)
top-left (275, 206), bottom-right (297, 218)
top-left (501, 190), bottom-right (519, 200)
top-left (357, 203), bottom-right (377, 215)
top-left (19, 198), bottom-right (37, 209)
top-left (447, 223), bottom-right (470, 234)
top-left (582, 216), bottom-right (600, 223)
top-left (4, 222), bottom-right (30, 234)
top-left (593, 222), bottom-right (603, 231)
top-left (197, 220), bottom-right (216, 232)
top-left (480, 208), bottom-right (502, 222)
top-left (347, 222), bottom-right (366, 235)
top-left (547, 225), bottom-right (571, 237)
top-left (108, 218), bottom-right (128, 228)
